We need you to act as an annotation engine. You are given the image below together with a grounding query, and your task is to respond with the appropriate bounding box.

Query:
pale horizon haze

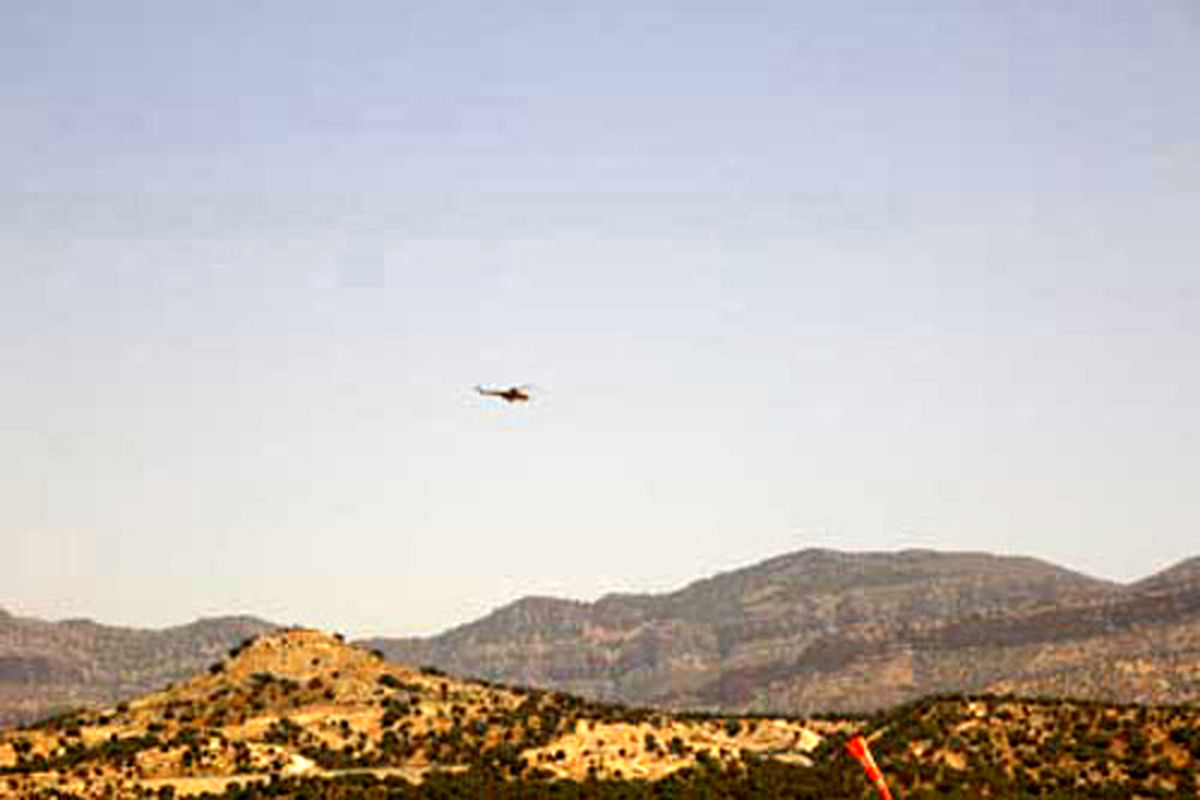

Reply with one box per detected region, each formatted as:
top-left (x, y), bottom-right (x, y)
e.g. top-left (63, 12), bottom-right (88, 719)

top-left (3, 1), bottom-right (1198, 637)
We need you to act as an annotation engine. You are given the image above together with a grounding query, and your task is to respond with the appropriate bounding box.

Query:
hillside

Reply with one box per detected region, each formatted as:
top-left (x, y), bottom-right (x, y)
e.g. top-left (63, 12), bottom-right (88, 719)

top-left (7, 547), bottom-right (1200, 729)
top-left (1133, 555), bottom-right (1200, 594)
top-left (3, 630), bottom-right (1200, 798)
top-left (0, 629), bottom-right (827, 798)
top-left (0, 609), bottom-right (276, 727)
top-left (366, 548), bottom-right (1200, 714)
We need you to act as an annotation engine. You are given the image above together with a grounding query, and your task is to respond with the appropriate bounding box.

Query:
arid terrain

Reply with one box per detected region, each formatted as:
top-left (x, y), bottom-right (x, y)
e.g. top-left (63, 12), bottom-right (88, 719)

top-left (0, 611), bottom-right (275, 728)
top-left (2, 629), bottom-right (1200, 798)
top-left (6, 549), bottom-right (1200, 730)
top-left (0, 629), bottom-right (830, 798)
top-left (367, 549), bottom-right (1200, 714)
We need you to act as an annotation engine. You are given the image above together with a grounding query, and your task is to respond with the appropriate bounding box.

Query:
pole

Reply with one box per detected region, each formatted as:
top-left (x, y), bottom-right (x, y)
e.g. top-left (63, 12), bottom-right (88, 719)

top-left (845, 735), bottom-right (895, 800)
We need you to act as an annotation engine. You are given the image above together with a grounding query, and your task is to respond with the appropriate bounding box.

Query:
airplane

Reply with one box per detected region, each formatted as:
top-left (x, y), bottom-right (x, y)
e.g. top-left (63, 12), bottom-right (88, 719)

top-left (475, 384), bottom-right (532, 403)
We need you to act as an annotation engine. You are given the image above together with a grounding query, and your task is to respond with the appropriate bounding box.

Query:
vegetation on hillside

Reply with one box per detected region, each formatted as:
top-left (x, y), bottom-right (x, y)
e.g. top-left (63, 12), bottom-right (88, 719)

top-left (4, 630), bottom-right (1200, 798)
top-left (0, 611), bottom-right (277, 727)
top-left (366, 549), bottom-right (1200, 716)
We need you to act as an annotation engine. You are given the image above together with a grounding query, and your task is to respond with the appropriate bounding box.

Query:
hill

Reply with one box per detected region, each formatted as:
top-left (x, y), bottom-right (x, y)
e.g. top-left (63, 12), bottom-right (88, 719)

top-left (3, 630), bottom-right (1200, 798)
top-left (365, 548), bottom-right (1200, 714)
top-left (0, 609), bottom-right (276, 727)
top-left (0, 629), bottom-right (828, 798)
top-left (7, 547), bottom-right (1200, 728)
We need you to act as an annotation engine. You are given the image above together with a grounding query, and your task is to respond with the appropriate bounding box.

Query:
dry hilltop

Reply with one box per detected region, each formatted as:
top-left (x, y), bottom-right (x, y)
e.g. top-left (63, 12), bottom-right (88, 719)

top-left (7, 549), bottom-right (1200, 727)
top-left (0, 629), bottom-right (830, 798)
top-left (3, 629), bottom-right (1200, 797)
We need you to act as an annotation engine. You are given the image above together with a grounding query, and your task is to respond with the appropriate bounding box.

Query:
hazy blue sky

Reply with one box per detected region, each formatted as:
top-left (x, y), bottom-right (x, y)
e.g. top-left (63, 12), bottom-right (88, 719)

top-left (3, 1), bottom-right (1198, 636)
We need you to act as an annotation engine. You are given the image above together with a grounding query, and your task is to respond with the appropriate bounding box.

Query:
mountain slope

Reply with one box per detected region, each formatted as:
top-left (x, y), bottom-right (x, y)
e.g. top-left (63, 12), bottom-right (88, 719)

top-left (5, 633), bottom-right (1199, 798)
top-left (366, 548), bottom-right (1200, 714)
top-left (0, 629), bottom-right (827, 797)
top-left (0, 609), bottom-right (277, 727)
top-left (1133, 555), bottom-right (1200, 594)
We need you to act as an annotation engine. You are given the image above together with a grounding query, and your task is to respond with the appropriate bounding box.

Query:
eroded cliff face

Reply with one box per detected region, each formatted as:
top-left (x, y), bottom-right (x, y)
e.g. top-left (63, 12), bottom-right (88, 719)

top-left (367, 549), bottom-right (1200, 714)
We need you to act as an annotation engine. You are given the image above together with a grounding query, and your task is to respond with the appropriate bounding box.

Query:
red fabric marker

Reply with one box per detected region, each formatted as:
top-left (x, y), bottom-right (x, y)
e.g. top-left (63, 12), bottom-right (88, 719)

top-left (846, 735), bottom-right (895, 800)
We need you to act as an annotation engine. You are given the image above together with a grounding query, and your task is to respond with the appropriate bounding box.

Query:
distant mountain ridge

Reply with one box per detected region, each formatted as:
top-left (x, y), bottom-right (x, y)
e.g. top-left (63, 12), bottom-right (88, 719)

top-left (5, 547), bottom-right (1200, 727)
top-left (0, 608), bottom-right (276, 727)
top-left (365, 548), bottom-right (1200, 714)
top-left (5, 628), bottom-right (1200, 798)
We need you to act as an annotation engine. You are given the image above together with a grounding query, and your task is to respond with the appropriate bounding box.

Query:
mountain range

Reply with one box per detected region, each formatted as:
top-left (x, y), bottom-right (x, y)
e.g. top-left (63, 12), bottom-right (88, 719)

top-left (4, 625), bottom-right (1200, 797)
top-left (5, 548), bottom-right (1200, 727)
top-left (363, 549), bottom-right (1200, 715)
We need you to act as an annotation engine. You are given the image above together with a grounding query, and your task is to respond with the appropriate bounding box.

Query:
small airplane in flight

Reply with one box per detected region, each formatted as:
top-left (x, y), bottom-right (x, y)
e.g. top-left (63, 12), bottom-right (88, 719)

top-left (475, 384), bottom-right (533, 403)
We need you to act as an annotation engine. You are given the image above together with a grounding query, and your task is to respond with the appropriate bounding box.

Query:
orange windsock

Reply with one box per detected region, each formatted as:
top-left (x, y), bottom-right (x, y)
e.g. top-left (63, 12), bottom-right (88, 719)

top-left (846, 735), bottom-right (895, 800)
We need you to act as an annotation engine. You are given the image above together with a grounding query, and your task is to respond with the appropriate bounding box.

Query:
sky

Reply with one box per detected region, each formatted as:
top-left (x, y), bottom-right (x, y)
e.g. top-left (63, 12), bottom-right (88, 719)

top-left (2, 1), bottom-right (1198, 637)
